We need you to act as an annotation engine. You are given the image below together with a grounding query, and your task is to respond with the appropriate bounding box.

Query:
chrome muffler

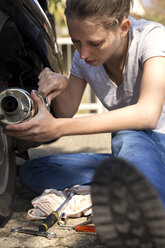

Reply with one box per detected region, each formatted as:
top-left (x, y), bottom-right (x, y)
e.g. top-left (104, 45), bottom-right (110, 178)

top-left (0, 88), bottom-right (49, 125)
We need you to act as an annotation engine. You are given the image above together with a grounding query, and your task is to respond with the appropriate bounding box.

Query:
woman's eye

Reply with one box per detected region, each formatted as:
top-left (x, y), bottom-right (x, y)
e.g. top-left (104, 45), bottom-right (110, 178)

top-left (90, 42), bottom-right (101, 47)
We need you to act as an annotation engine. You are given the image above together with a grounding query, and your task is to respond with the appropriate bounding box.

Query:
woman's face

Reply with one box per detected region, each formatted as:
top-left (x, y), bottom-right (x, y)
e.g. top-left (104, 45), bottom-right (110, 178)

top-left (67, 18), bottom-right (127, 66)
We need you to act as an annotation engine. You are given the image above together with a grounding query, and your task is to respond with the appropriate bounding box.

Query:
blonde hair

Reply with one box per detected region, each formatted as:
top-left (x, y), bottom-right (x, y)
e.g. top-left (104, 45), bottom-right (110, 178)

top-left (65, 0), bottom-right (133, 29)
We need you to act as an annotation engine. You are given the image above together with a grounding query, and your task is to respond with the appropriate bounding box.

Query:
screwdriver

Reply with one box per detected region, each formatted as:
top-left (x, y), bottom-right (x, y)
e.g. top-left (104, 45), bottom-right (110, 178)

top-left (73, 225), bottom-right (96, 233)
top-left (39, 191), bottom-right (75, 232)
top-left (58, 224), bottom-right (96, 233)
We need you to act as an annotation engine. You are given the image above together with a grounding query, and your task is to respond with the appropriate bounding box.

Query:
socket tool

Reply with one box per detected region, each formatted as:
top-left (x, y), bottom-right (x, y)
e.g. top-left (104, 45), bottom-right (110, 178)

top-left (11, 227), bottom-right (56, 239)
top-left (39, 191), bottom-right (75, 232)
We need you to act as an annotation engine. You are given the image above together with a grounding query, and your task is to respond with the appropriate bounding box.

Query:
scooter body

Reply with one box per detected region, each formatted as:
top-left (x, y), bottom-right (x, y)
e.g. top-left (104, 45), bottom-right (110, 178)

top-left (0, 0), bottom-right (62, 227)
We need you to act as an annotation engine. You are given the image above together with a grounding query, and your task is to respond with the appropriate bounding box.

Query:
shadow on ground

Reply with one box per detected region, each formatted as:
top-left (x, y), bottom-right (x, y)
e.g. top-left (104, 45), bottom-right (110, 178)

top-left (0, 134), bottom-right (110, 247)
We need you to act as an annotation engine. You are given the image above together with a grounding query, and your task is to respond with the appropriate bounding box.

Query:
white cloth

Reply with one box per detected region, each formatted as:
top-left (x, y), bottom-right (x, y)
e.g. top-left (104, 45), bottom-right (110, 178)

top-left (70, 17), bottom-right (165, 133)
top-left (27, 185), bottom-right (92, 220)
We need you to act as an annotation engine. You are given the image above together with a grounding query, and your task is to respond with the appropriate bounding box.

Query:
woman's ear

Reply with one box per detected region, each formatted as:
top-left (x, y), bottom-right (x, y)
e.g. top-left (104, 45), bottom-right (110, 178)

top-left (120, 19), bottom-right (130, 37)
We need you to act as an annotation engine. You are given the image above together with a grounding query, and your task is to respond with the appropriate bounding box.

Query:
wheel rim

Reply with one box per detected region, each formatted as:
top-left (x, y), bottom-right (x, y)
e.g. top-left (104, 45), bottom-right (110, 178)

top-left (0, 128), bottom-right (9, 195)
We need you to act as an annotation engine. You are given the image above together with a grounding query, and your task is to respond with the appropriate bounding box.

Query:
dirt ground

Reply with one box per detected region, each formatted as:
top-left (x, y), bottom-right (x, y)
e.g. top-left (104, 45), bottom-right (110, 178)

top-left (0, 133), bottom-right (111, 248)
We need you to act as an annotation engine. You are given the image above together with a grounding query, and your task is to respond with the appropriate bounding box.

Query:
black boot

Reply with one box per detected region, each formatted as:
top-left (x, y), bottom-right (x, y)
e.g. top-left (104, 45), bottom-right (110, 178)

top-left (91, 157), bottom-right (165, 248)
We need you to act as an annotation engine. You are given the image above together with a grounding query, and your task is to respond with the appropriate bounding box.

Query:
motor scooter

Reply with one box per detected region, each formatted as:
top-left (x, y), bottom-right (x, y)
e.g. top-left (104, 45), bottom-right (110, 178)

top-left (0, 0), bottom-right (63, 227)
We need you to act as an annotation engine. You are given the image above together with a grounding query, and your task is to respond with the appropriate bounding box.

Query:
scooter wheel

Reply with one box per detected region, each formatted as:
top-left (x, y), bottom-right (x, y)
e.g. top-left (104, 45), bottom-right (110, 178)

top-left (0, 130), bottom-right (16, 227)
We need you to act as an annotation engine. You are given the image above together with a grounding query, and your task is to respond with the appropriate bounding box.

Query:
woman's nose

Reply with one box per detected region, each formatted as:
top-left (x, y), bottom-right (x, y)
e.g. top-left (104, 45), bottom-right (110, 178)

top-left (79, 46), bottom-right (90, 59)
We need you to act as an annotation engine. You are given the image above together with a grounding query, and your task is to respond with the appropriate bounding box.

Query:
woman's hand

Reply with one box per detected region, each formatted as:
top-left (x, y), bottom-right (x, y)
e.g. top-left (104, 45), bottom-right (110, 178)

top-left (4, 91), bottom-right (61, 142)
top-left (38, 67), bottom-right (68, 105)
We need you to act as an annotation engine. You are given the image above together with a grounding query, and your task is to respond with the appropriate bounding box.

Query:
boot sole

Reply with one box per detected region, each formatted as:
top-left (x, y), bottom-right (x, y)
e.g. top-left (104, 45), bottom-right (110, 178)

top-left (91, 157), bottom-right (165, 248)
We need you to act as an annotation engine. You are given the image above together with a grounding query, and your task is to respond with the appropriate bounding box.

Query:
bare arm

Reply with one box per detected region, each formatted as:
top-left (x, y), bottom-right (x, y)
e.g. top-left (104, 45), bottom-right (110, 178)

top-left (56, 56), bottom-right (165, 136)
top-left (4, 57), bottom-right (165, 142)
top-left (51, 74), bottom-right (87, 118)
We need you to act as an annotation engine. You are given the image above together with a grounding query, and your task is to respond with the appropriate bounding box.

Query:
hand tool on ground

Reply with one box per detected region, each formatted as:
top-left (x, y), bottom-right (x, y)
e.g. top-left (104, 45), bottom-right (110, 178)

top-left (57, 224), bottom-right (96, 233)
top-left (39, 191), bottom-right (75, 232)
top-left (76, 215), bottom-right (93, 226)
top-left (11, 227), bottom-right (56, 239)
top-left (60, 212), bottom-right (67, 221)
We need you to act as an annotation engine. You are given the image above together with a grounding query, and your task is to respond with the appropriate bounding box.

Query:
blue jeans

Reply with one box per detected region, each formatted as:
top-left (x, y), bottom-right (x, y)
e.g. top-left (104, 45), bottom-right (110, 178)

top-left (20, 130), bottom-right (165, 208)
top-left (20, 153), bottom-right (111, 194)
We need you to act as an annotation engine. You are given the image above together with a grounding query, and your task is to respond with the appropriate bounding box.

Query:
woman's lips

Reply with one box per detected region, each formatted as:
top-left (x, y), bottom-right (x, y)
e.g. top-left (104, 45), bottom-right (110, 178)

top-left (85, 59), bottom-right (96, 65)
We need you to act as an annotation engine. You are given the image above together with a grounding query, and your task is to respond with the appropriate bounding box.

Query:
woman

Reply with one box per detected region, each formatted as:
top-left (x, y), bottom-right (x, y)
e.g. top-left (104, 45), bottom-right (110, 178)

top-left (5, 0), bottom-right (165, 246)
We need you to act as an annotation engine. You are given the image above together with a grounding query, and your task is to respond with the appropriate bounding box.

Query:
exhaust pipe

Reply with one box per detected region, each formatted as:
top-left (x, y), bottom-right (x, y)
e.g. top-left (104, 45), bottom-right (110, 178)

top-left (0, 88), bottom-right (49, 125)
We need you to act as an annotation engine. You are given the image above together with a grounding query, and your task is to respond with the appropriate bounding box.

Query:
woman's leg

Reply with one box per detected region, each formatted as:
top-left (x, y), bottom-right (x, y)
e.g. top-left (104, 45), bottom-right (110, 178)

top-left (19, 153), bottom-right (111, 194)
top-left (112, 130), bottom-right (165, 207)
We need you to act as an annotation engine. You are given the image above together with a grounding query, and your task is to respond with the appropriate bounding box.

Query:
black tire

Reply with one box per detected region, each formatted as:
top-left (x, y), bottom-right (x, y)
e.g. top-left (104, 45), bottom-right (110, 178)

top-left (91, 157), bottom-right (165, 248)
top-left (0, 128), bottom-right (16, 227)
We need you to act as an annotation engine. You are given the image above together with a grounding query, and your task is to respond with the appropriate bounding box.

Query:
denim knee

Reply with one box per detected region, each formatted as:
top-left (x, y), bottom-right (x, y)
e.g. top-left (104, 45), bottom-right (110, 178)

top-left (19, 153), bottom-right (112, 194)
top-left (111, 130), bottom-right (165, 208)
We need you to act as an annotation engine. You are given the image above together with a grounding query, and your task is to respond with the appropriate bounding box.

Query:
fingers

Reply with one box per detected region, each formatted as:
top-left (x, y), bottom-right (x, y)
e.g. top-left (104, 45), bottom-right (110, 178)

top-left (4, 122), bottom-right (35, 140)
top-left (47, 90), bottom-right (61, 102)
top-left (38, 81), bottom-right (57, 97)
top-left (37, 67), bottom-right (68, 104)
top-left (38, 67), bottom-right (51, 79)
top-left (4, 114), bottom-right (41, 141)
top-left (38, 69), bottom-right (59, 98)
top-left (38, 68), bottom-right (53, 90)
top-left (5, 119), bottom-right (34, 132)
top-left (4, 129), bottom-right (39, 142)
top-left (30, 90), bottom-right (44, 109)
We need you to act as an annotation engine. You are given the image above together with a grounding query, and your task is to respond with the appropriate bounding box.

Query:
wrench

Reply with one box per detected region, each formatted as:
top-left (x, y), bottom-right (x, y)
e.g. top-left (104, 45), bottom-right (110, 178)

top-left (11, 227), bottom-right (56, 239)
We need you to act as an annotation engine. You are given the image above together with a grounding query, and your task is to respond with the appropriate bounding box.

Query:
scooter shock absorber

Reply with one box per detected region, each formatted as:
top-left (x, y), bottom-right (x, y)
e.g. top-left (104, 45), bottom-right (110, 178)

top-left (0, 88), bottom-right (49, 125)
